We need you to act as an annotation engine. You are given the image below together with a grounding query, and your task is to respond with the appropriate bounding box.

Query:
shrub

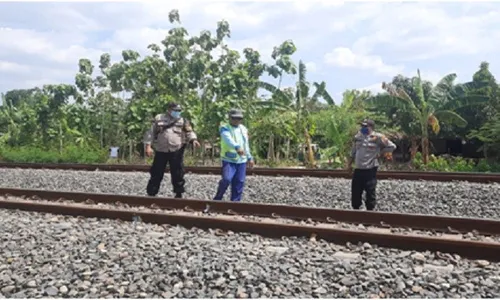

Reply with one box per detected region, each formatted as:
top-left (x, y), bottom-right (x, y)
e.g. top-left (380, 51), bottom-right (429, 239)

top-left (0, 145), bottom-right (108, 164)
top-left (412, 152), bottom-right (499, 173)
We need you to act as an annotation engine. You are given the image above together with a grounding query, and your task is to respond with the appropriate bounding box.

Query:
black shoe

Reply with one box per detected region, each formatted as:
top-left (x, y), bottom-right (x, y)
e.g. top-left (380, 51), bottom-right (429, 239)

top-left (175, 193), bottom-right (183, 198)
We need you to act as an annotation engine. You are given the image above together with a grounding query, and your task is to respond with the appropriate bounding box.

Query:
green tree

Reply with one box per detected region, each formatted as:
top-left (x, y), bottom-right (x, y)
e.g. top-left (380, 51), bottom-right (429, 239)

top-left (368, 70), bottom-right (485, 164)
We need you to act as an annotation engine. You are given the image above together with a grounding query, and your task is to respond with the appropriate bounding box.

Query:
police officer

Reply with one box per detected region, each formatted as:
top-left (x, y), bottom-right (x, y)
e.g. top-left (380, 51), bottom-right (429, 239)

top-left (213, 108), bottom-right (254, 202)
top-left (346, 119), bottom-right (396, 211)
top-left (144, 103), bottom-right (201, 198)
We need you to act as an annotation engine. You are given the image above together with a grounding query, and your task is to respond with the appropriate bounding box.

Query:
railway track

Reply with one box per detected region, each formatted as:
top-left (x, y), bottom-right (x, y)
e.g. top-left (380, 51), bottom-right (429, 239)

top-left (1, 162), bottom-right (500, 183)
top-left (1, 187), bottom-right (499, 262)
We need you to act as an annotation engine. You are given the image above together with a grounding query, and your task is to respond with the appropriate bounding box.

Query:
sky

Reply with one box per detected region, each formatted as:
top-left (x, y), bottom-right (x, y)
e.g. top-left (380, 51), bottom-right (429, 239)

top-left (1, 0), bottom-right (500, 104)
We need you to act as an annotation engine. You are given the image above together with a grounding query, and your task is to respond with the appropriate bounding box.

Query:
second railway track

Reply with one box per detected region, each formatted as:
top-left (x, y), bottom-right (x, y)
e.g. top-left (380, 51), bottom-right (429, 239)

top-left (1, 187), bottom-right (500, 262)
top-left (0, 162), bottom-right (499, 183)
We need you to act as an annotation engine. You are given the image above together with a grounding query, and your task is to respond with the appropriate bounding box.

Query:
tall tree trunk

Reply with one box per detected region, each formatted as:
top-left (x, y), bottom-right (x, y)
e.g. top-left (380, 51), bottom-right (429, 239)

top-left (201, 140), bottom-right (206, 166)
top-left (100, 112), bottom-right (104, 148)
top-left (410, 137), bottom-right (419, 161)
top-left (267, 134), bottom-right (275, 161)
top-left (129, 140), bottom-right (133, 162)
top-left (211, 138), bottom-right (216, 164)
top-left (59, 122), bottom-right (63, 155)
top-left (276, 137), bottom-right (281, 161)
top-left (304, 127), bottom-right (315, 168)
top-left (285, 138), bottom-right (291, 160)
top-left (422, 137), bottom-right (430, 165)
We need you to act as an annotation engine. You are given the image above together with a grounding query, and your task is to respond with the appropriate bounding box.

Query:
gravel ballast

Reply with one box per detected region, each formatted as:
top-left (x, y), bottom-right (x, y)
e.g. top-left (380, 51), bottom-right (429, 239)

top-left (1, 208), bottom-right (500, 298)
top-left (0, 168), bottom-right (499, 219)
top-left (3, 195), bottom-right (500, 243)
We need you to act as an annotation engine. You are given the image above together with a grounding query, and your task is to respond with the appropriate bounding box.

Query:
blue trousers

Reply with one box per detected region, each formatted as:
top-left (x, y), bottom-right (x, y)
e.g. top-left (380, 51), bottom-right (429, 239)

top-left (213, 161), bottom-right (247, 201)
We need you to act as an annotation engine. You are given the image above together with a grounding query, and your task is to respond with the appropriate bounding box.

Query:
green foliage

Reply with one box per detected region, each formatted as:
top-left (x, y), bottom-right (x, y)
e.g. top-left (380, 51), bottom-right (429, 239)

top-left (412, 152), bottom-right (500, 173)
top-left (0, 145), bottom-right (108, 164)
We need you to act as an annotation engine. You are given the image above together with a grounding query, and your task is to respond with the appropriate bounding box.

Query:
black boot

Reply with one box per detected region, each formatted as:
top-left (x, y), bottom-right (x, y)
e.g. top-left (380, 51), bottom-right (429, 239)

top-left (175, 193), bottom-right (183, 199)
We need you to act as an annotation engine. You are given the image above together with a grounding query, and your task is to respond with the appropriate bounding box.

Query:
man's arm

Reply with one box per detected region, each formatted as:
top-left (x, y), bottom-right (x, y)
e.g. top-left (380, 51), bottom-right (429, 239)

top-left (378, 135), bottom-right (397, 153)
top-left (346, 141), bottom-right (356, 168)
top-left (183, 119), bottom-right (198, 143)
top-left (143, 120), bottom-right (156, 146)
top-left (220, 127), bottom-right (240, 150)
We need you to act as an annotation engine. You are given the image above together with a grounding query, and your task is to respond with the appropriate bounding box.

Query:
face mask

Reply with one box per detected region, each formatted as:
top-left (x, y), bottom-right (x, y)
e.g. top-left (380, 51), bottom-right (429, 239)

top-left (170, 111), bottom-right (181, 119)
top-left (360, 127), bottom-right (369, 135)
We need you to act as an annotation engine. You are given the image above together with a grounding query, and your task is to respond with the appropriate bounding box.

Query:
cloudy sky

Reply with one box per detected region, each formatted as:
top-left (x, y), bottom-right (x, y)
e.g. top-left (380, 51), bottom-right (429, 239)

top-left (1, 1), bottom-right (499, 103)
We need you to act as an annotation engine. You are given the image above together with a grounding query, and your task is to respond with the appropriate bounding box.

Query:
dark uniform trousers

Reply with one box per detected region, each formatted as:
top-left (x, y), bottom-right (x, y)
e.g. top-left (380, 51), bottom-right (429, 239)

top-left (147, 146), bottom-right (186, 197)
top-left (351, 167), bottom-right (378, 210)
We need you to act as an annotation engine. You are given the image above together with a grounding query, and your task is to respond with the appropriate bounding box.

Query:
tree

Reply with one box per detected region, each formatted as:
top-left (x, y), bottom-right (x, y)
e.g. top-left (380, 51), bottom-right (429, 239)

top-left (368, 69), bottom-right (486, 164)
top-left (261, 56), bottom-right (334, 168)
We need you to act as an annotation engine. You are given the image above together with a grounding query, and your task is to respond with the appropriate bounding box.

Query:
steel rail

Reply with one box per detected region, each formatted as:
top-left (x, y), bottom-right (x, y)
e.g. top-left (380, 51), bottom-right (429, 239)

top-left (1, 162), bottom-right (500, 183)
top-left (2, 187), bottom-right (500, 236)
top-left (1, 198), bottom-right (499, 262)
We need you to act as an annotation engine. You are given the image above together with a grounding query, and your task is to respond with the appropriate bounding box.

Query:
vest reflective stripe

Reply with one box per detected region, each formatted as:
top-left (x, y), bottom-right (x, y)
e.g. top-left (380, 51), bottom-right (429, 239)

top-left (220, 124), bottom-right (247, 162)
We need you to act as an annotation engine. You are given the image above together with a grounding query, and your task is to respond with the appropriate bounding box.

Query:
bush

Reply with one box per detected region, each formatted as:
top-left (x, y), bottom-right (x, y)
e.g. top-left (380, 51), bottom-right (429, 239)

top-left (412, 152), bottom-right (499, 173)
top-left (0, 145), bottom-right (108, 164)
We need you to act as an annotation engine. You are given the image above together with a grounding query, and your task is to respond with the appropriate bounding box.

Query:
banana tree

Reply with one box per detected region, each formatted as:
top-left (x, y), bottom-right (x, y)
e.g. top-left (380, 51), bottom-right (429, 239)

top-left (368, 69), bottom-right (486, 164)
top-left (312, 90), bottom-right (373, 165)
top-left (260, 61), bottom-right (334, 168)
top-left (468, 113), bottom-right (500, 159)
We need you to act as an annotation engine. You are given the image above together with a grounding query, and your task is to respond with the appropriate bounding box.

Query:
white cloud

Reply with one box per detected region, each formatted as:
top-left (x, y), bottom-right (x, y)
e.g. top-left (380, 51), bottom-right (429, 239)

top-left (201, 2), bottom-right (268, 28)
top-left (292, 0), bottom-right (344, 13)
top-left (359, 69), bottom-right (460, 95)
top-left (226, 34), bottom-right (283, 64)
top-left (0, 61), bottom-right (29, 74)
top-left (348, 2), bottom-right (500, 61)
top-left (324, 47), bottom-right (404, 76)
top-left (0, 1), bottom-right (499, 98)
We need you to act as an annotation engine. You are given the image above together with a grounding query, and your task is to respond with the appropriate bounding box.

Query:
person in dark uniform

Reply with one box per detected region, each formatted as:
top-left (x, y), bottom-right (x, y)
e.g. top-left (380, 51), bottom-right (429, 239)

top-left (346, 119), bottom-right (396, 210)
top-left (143, 103), bottom-right (201, 198)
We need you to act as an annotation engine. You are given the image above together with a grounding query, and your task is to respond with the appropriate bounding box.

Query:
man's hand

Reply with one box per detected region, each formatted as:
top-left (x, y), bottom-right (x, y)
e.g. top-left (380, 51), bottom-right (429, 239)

top-left (346, 159), bottom-right (353, 175)
top-left (383, 152), bottom-right (393, 161)
top-left (145, 145), bottom-right (153, 157)
top-left (236, 148), bottom-right (245, 156)
top-left (378, 152), bottom-right (393, 161)
top-left (248, 160), bottom-right (255, 169)
top-left (192, 140), bottom-right (201, 148)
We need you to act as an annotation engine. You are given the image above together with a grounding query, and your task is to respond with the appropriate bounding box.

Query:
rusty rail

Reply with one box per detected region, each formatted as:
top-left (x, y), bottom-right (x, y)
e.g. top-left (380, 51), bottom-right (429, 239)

top-left (2, 187), bottom-right (500, 236)
top-left (1, 197), bottom-right (499, 262)
top-left (1, 162), bottom-right (500, 183)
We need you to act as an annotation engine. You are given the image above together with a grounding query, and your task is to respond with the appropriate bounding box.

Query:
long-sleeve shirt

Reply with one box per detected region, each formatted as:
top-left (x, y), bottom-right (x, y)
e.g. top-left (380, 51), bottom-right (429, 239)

top-left (143, 114), bottom-right (197, 153)
top-left (220, 124), bottom-right (253, 164)
top-left (350, 131), bottom-right (396, 169)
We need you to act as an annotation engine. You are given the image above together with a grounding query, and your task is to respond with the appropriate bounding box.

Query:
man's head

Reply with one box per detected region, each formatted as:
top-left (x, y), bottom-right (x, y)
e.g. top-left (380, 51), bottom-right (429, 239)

top-left (167, 102), bottom-right (182, 119)
top-left (228, 108), bottom-right (244, 126)
top-left (360, 119), bottom-right (375, 135)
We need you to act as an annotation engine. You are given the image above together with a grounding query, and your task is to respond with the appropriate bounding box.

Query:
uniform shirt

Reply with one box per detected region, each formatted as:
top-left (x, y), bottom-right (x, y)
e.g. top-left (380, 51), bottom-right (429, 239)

top-left (350, 131), bottom-right (396, 170)
top-left (143, 114), bottom-right (197, 153)
top-left (220, 124), bottom-right (253, 164)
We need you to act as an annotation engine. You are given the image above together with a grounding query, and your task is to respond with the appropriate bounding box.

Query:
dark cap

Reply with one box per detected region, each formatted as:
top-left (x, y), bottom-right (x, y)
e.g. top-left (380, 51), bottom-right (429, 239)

top-left (229, 108), bottom-right (244, 119)
top-left (361, 119), bottom-right (375, 128)
top-left (167, 102), bottom-right (182, 111)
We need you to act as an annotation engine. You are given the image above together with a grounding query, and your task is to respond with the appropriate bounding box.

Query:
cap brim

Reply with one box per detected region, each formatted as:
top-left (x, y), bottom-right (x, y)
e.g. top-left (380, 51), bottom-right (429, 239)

top-left (231, 114), bottom-right (244, 118)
